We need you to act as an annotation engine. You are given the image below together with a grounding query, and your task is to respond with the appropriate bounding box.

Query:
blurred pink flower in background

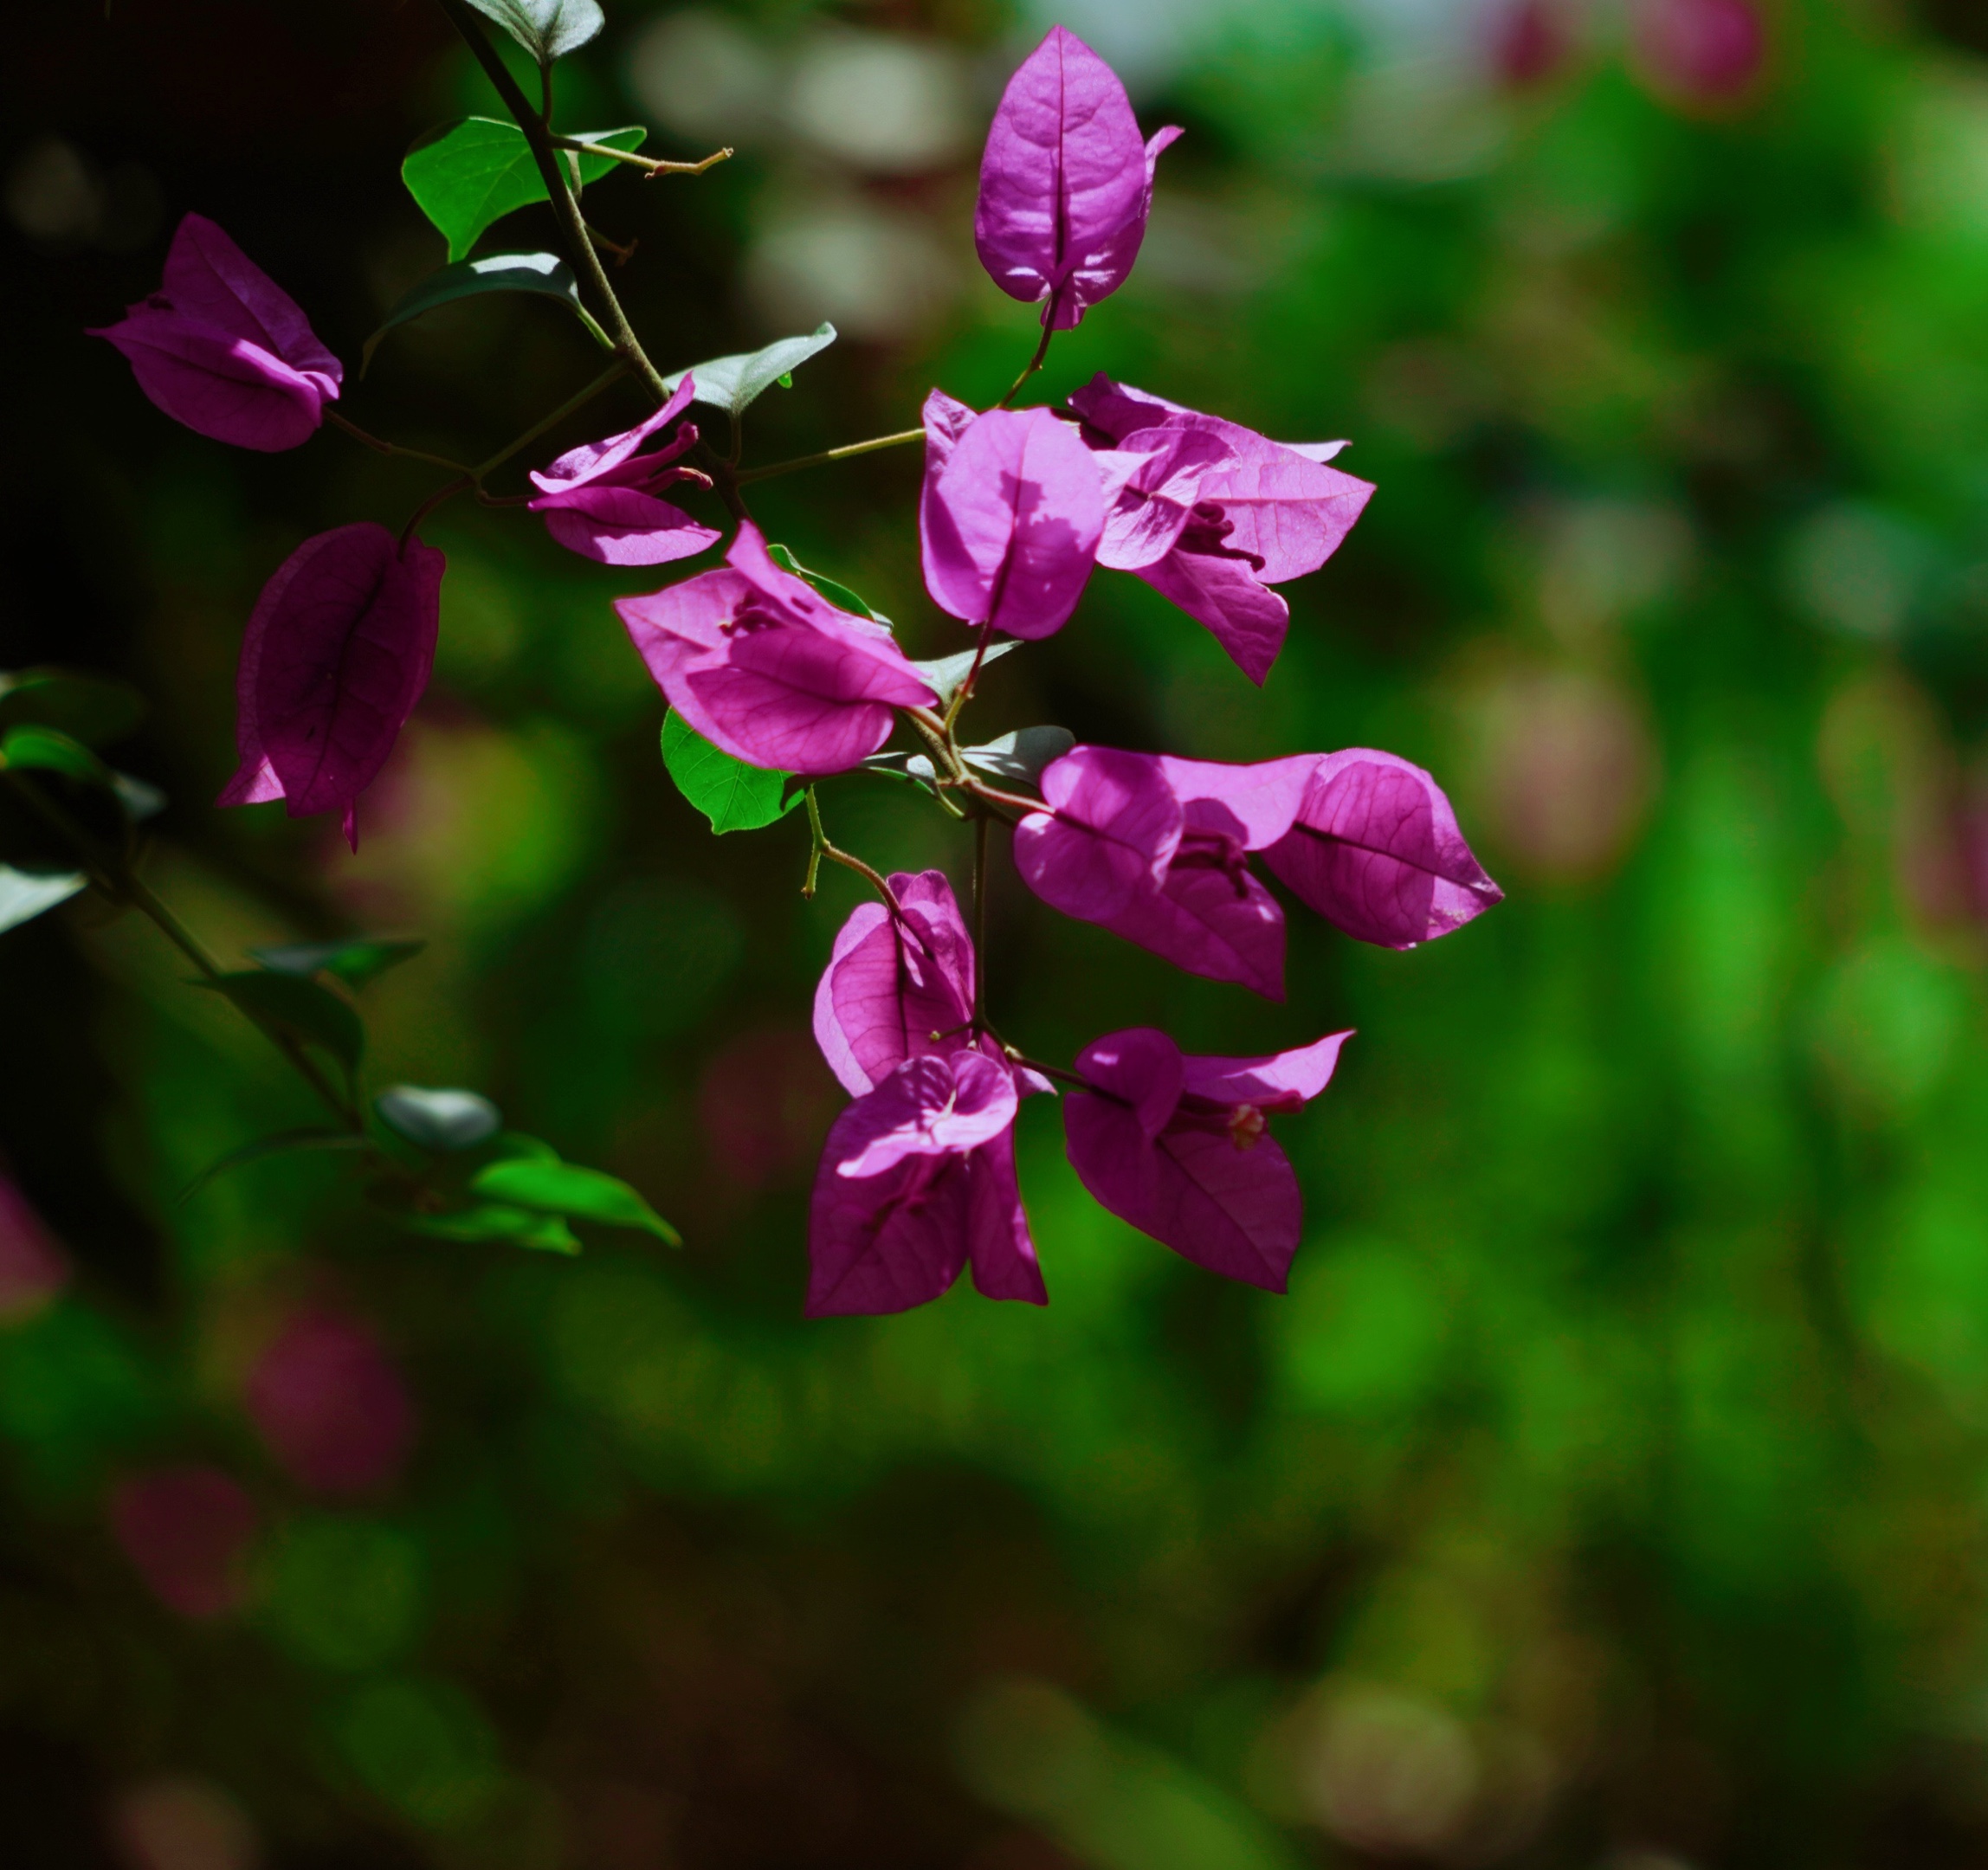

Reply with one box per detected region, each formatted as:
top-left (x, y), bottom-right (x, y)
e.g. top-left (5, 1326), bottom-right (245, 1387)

top-left (1487, 0), bottom-right (1582, 88)
top-left (107, 1465), bottom-right (257, 1619)
top-left (243, 1306), bottom-right (415, 1495)
top-left (0, 1171), bottom-right (69, 1321)
top-left (1631, 0), bottom-right (1765, 105)
top-left (108, 1776), bottom-right (261, 1870)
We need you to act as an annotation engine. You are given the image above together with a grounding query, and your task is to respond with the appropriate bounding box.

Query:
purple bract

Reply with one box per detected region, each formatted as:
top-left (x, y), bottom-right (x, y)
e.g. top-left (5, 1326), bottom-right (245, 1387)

top-left (89, 213), bottom-right (343, 453)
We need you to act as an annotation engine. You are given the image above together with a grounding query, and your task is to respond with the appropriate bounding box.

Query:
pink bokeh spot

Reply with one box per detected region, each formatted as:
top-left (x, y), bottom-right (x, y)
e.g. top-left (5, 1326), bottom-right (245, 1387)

top-left (107, 1465), bottom-right (258, 1620)
top-left (0, 1174), bottom-right (69, 1322)
top-left (1632, 0), bottom-right (1765, 103)
top-left (243, 1306), bottom-right (416, 1495)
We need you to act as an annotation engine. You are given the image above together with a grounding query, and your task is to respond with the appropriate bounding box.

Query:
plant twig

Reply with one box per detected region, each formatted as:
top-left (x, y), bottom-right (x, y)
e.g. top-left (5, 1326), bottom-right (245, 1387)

top-left (999, 314), bottom-right (1056, 408)
top-left (550, 137), bottom-right (733, 179)
top-left (325, 411), bottom-right (476, 478)
top-left (802, 786), bottom-right (897, 908)
top-left (734, 428), bottom-right (924, 486)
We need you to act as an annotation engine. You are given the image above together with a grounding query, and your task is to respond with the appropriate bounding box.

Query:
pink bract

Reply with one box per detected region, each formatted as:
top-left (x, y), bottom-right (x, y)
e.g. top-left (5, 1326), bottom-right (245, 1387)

top-left (921, 405), bottom-right (1107, 639)
top-left (616, 521), bottom-right (938, 776)
top-left (1069, 375), bottom-right (1376, 684)
top-left (89, 213), bottom-right (342, 452)
top-left (217, 522), bottom-right (444, 852)
top-left (973, 26), bottom-right (1181, 330)
top-left (1062, 1026), bottom-right (1351, 1291)
top-left (526, 373), bottom-right (720, 567)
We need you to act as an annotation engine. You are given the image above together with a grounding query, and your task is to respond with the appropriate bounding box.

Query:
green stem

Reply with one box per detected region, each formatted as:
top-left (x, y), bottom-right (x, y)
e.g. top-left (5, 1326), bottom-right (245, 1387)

top-left (999, 315), bottom-right (1056, 408)
top-left (436, 0), bottom-right (670, 404)
top-left (1007, 1052), bottom-right (1087, 1090)
top-left (326, 411), bottom-right (476, 478)
top-left (734, 428), bottom-right (924, 486)
top-left (802, 786), bottom-right (896, 907)
top-left (550, 136), bottom-right (734, 179)
top-left (472, 360), bottom-right (629, 480)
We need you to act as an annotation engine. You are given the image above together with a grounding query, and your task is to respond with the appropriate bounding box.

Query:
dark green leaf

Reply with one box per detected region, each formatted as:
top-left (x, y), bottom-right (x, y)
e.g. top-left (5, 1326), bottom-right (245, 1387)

top-left (662, 324), bottom-right (837, 416)
top-left (0, 867), bottom-right (86, 935)
top-left (766, 544), bottom-right (890, 625)
top-left (409, 1203), bottom-right (580, 1254)
top-left (179, 1128), bottom-right (367, 1204)
top-left (249, 937), bottom-right (427, 990)
top-left (909, 639), bottom-right (1023, 706)
top-left (403, 119), bottom-right (646, 261)
top-left (662, 710), bottom-right (800, 835)
top-left (375, 1087), bottom-right (503, 1152)
top-left (190, 971), bottom-right (365, 1075)
top-left (470, 1157), bottom-right (680, 1243)
top-left (961, 727), bottom-right (1075, 785)
top-left (1, 723), bottom-right (113, 787)
top-left (0, 668), bottom-right (146, 747)
top-left (363, 253), bottom-right (594, 373)
top-left (463, 0), bottom-right (604, 64)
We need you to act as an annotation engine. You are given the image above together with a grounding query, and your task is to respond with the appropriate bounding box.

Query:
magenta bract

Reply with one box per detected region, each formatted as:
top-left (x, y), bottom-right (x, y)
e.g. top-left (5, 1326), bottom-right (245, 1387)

top-left (1015, 747), bottom-right (1315, 998)
top-left (1260, 749), bottom-right (1505, 950)
top-left (921, 405), bottom-right (1107, 638)
top-left (616, 521), bottom-right (939, 776)
top-left (973, 26), bottom-right (1181, 331)
top-left (1062, 1026), bottom-right (1350, 1291)
top-left (526, 373), bottom-right (720, 567)
top-left (1070, 375), bottom-right (1376, 683)
top-left (218, 522), bottom-right (443, 850)
top-left (89, 213), bottom-right (342, 452)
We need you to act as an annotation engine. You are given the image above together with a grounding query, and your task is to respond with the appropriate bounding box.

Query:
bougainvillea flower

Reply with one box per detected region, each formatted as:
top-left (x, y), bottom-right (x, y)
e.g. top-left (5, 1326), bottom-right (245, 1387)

top-left (814, 870), bottom-right (976, 1095)
top-left (1091, 427), bottom-right (1238, 569)
top-left (1015, 747), bottom-right (1316, 997)
top-left (1069, 375), bottom-right (1375, 683)
top-left (218, 522), bottom-right (444, 851)
top-left (526, 373), bottom-right (720, 566)
top-left (1261, 749), bottom-right (1504, 949)
top-left (1062, 1026), bottom-right (1350, 1291)
top-left (89, 213), bottom-right (342, 452)
top-left (617, 521), bottom-right (938, 775)
top-left (922, 406), bottom-right (1107, 638)
top-left (809, 1050), bottom-right (1043, 1314)
top-left (975, 26), bottom-right (1181, 330)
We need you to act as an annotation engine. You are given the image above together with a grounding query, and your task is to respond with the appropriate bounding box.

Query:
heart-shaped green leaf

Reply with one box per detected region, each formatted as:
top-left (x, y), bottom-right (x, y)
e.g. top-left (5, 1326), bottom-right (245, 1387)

top-left (471, 1157), bottom-right (679, 1243)
top-left (663, 325), bottom-right (837, 416)
top-left (375, 1087), bottom-right (504, 1152)
top-left (250, 937), bottom-right (427, 991)
top-left (662, 710), bottom-right (800, 835)
top-left (463, 0), bottom-right (604, 64)
top-left (0, 667), bottom-right (145, 747)
top-left (410, 1203), bottom-right (581, 1254)
top-left (190, 971), bottom-right (365, 1075)
top-left (363, 253), bottom-right (602, 372)
top-left (0, 867), bottom-right (86, 935)
top-left (403, 119), bottom-right (646, 261)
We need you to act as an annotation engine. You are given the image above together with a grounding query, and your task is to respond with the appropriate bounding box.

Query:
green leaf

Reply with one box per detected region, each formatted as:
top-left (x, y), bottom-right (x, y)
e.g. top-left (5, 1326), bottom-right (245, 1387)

top-left (470, 1157), bottom-right (680, 1243)
top-left (403, 119), bottom-right (646, 261)
top-left (909, 639), bottom-right (1023, 706)
top-left (190, 971), bottom-right (365, 1075)
top-left (662, 710), bottom-right (800, 835)
top-left (0, 667), bottom-right (145, 746)
top-left (375, 1087), bottom-right (503, 1152)
top-left (363, 253), bottom-right (597, 373)
top-left (662, 324), bottom-right (837, 416)
top-left (961, 726), bottom-right (1075, 785)
top-left (0, 867), bottom-right (86, 935)
top-left (409, 1202), bottom-right (581, 1254)
top-left (463, 0), bottom-right (603, 64)
top-left (179, 1128), bottom-right (367, 1204)
top-left (0, 723), bottom-right (113, 786)
top-left (249, 937), bottom-right (427, 990)
top-left (766, 543), bottom-right (891, 626)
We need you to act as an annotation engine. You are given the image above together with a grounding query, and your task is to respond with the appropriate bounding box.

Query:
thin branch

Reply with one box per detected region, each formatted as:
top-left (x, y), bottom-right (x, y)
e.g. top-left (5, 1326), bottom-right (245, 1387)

top-left (734, 428), bottom-right (924, 486)
top-left (999, 313), bottom-right (1056, 408)
top-left (550, 136), bottom-right (733, 179)
top-left (1004, 1050), bottom-right (1088, 1091)
top-left (802, 786), bottom-right (897, 908)
top-left (472, 360), bottom-right (629, 480)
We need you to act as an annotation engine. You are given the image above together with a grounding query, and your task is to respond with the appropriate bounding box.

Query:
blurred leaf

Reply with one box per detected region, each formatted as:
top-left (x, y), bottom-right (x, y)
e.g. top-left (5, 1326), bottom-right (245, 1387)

top-left (663, 324), bottom-right (836, 416)
top-left (0, 668), bottom-right (145, 746)
top-left (0, 866), bottom-right (86, 934)
top-left (250, 937), bottom-right (427, 990)
top-left (662, 710), bottom-right (799, 835)
top-left (463, 0), bottom-right (603, 63)
top-left (961, 727), bottom-right (1074, 785)
top-left (111, 772), bottom-right (165, 820)
top-left (471, 1157), bottom-right (679, 1243)
top-left (179, 1128), bottom-right (368, 1204)
top-left (375, 1087), bottom-right (503, 1152)
top-left (766, 543), bottom-right (890, 625)
top-left (0, 723), bottom-right (113, 787)
top-left (910, 640), bottom-right (1022, 706)
top-left (409, 1203), bottom-right (580, 1254)
top-left (190, 971), bottom-right (365, 1074)
top-left (403, 119), bottom-right (645, 261)
top-left (363, 253), bottom-right (594, 373)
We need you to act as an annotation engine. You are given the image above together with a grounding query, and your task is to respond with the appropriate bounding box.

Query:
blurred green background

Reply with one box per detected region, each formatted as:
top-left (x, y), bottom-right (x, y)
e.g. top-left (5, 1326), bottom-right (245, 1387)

top-left (8, 0), bottom-right (1988, 1863)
